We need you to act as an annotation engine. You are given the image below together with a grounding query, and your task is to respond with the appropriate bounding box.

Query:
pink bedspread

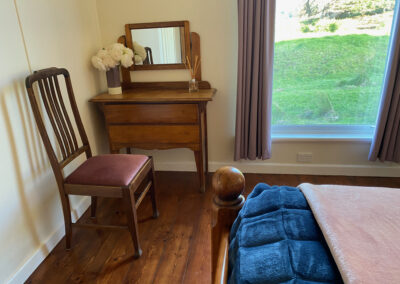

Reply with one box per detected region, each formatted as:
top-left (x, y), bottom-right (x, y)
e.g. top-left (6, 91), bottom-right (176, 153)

top-left (299, 183), bottom-right (400, 284)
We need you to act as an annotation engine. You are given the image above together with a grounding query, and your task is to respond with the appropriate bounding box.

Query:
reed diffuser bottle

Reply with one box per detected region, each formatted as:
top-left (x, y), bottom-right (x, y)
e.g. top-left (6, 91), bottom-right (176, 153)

top-left (185, 55), bottom-right (200, 92)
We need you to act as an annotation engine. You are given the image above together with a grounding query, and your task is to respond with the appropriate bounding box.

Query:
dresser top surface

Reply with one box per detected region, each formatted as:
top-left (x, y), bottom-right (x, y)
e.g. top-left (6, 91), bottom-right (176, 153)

top-left (90, 88), bottom-right (216, 103)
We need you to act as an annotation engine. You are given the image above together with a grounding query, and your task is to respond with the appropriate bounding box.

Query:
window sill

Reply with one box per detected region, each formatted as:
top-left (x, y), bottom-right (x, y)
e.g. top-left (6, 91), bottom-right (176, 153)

top-left (271, 125), bottom-right (374, 142)
top-left (272, 135), bottom-right (372, 143)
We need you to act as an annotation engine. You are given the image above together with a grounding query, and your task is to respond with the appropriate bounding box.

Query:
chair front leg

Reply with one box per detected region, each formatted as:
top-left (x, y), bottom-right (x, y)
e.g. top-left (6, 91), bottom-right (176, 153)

top-left (60, 193), bottom-right (72, 250)
top-left (150, 158), bottom-right (159, 219)
top-left (123, 188), bottom-right (142, 258)
top-left (90, 196), bottom-right (97, 218)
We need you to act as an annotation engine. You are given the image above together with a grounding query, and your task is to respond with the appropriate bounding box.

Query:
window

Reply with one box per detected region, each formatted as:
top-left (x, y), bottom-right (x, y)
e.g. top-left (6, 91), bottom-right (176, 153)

top-left (272, 0), bottom-right (396, 138)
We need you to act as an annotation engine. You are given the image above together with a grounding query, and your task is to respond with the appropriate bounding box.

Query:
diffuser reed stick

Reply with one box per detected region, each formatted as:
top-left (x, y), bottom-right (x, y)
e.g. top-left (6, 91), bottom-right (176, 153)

top-left (185, 55), bottom-right (200, 79)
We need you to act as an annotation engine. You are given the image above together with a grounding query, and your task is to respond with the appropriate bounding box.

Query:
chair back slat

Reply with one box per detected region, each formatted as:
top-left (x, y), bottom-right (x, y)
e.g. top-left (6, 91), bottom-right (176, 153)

top-left (47, 75), bottom-right (75, 155)
top-left (65, 75), bottom-right (91, 149)
top-left (37, 77), bottom-right (68, 159)
top-left (46, 76), bottom-right (73, 156)
top-left (25, 67), bottom-right (92, 177)
top-left (53, 75), bottom-right (79, 152)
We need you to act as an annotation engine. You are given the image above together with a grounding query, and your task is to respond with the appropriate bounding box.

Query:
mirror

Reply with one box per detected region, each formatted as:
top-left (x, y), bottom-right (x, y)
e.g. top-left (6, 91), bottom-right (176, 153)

top-left (131, 27), bottom-right (184, 65)
top-left (125, 21), bottom-right (190, 71)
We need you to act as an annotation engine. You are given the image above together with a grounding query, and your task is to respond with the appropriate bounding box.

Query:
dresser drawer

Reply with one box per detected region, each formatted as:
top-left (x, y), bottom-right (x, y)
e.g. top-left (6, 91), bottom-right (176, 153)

top-left (108, 125), bottom-right (200, 144)
top-left (103, 104), bottom-right (198, 124)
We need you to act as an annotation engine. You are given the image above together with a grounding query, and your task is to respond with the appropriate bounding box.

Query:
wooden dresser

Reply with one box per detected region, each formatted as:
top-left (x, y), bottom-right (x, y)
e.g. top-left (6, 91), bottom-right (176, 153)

top-left (90, 88), bottom-right (216, 192)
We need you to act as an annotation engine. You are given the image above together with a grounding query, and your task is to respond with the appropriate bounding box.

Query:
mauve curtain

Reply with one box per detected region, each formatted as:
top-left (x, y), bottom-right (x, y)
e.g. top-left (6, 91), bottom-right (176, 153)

top-left (369, 3), bottom-right (400, 162)
top-left (234, 0), bottom-right (276, 160)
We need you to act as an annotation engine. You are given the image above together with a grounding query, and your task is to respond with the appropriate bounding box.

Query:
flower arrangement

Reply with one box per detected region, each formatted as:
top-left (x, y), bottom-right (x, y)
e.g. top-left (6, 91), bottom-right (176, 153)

top-left (91, 43), bottom-right (134, 71)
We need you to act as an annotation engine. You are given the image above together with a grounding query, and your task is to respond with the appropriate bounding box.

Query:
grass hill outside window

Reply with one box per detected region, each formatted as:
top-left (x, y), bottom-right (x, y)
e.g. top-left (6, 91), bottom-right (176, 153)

top-left (272, 0), bottom-right (396, 138)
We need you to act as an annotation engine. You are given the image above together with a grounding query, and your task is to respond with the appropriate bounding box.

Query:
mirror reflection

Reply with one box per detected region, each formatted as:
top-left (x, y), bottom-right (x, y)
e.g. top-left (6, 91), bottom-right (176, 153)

top-left (130, 27), bottom-right (185, 65)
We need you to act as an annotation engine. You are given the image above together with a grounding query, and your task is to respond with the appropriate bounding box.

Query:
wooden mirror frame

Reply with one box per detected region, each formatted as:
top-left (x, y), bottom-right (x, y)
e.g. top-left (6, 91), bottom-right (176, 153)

top-left (125, 21), bottom-right (190, 71)
top-left (118, 21), bottom-right (211, 90)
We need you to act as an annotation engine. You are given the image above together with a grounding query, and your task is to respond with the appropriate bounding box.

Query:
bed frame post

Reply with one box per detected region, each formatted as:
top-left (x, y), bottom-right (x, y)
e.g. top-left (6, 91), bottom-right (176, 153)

top-left (211, 167), bottom-right (245, 284)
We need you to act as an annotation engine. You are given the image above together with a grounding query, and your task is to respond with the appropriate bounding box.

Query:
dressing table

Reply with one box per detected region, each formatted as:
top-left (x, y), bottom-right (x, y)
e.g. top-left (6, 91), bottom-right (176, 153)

top-left (90, 21), bottom-right (215, 192)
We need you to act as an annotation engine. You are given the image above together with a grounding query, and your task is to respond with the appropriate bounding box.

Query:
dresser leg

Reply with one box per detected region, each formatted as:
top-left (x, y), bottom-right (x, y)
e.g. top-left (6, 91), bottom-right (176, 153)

top-left (194, 150), bottom-right (205, 193)
top-left (204, 108), bottom-right (209, 177)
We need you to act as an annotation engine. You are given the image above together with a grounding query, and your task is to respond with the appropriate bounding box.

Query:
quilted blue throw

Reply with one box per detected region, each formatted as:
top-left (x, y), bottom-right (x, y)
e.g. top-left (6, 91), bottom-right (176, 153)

top-left (229, 183), bottom-right (342, 284)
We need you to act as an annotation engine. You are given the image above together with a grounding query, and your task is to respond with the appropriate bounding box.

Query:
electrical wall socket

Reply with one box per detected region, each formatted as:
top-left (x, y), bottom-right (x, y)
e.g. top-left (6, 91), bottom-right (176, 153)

top-left (297, 152), bottom-right (313, 163)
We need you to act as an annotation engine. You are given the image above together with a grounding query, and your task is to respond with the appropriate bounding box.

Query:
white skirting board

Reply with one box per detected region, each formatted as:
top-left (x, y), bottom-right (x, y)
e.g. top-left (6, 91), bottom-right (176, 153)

top-left (154, 161), bottom-right (400, 177)
top-left (6, 197), bottom-right (91, 284)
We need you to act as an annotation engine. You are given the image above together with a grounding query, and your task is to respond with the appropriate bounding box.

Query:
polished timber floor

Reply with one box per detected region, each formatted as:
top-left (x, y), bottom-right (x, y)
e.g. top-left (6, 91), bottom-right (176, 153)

top-left (26, 171), bottom-right (400, 284)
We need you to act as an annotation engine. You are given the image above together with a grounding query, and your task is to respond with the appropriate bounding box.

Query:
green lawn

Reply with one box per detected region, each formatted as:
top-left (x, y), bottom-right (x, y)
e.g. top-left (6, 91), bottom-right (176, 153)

top-left (272, 34), bottom-right (390, 125)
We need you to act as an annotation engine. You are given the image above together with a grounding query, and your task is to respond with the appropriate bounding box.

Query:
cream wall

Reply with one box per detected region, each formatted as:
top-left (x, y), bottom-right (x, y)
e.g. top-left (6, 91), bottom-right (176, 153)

top-left (0, 1), bottom-right (398, 282)
top-left (0, 0), bottom-right (106, 283)
top-left (96, 0), bottom-right (400, 177)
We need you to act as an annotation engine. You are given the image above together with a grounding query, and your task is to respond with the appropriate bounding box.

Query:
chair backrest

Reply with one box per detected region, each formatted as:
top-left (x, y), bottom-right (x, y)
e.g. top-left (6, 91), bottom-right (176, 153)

top-left (25, 67), bottom-right (92, 185)
top-left (144, 47), bottom-right (154, 65)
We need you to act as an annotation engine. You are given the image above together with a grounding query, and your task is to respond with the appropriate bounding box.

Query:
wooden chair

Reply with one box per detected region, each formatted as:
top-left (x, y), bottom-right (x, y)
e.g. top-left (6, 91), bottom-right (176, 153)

top-left (143, 47), bottom-right (154, 65)
top-left (25, 67), bottom-right (158, 258)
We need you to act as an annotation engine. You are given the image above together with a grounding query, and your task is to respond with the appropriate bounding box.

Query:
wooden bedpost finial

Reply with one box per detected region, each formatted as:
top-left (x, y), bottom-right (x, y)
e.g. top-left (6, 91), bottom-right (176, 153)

top-left (212, 166), bottom-right (245, 206)
top-left (211, 167), bottom-right (245, 283)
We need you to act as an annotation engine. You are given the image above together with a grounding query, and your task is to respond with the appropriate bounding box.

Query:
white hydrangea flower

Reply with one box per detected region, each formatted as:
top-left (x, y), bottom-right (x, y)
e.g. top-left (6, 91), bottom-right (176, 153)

top-left (134, 54), bottom-right (143, 65)
top-left (121, 53), bottom-right (134, 68)
top-left (97, 49), bottom-right (108, 59)
top-left (102, 54), bottom-right (117, 69)
top-left (123, 47), bottom-right (134, 58)
top-left (111, 43), bottom-right (125, 50)
top-left (109, 48), bottom-right (123, 61)
top-left (91, 56), bottom-right (106, 71)
top-left (108, 43), bottom-right (125, 61)
top-left (132, 41), bottom-right (147, 61)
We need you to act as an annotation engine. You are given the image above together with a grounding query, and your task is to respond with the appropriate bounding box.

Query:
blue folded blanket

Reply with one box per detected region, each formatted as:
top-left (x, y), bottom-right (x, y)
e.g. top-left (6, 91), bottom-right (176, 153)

top-left (229, 183), bottom-right (342, 284)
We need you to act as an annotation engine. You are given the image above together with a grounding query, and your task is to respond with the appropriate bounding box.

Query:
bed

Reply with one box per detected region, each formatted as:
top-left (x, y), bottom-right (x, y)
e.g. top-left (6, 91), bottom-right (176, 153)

top-left (211, 167), bottom-right (400, 284)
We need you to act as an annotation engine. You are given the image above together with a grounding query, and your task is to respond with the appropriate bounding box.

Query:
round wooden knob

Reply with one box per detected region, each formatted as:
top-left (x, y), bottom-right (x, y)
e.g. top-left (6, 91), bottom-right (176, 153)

top-left (212, 166), bottom-right (245, 203)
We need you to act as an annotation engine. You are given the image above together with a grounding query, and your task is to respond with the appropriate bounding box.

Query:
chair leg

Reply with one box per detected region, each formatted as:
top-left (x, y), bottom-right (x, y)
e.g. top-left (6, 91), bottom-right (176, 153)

top-left (150, 158), bottom-right (159, 219)
top-left (150, 183), bottom-right (159, 219)
top-left (90, 196), bottom-right (97, 218)
top-left (123, 188), bottom-right (142, 258)
top-left (60, 194), bottom-right (72, 250)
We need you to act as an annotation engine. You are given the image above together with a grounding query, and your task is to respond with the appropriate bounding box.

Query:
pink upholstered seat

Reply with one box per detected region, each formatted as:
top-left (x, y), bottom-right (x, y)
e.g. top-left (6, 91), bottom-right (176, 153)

top-left (65, 154), bottom-right (149, 187)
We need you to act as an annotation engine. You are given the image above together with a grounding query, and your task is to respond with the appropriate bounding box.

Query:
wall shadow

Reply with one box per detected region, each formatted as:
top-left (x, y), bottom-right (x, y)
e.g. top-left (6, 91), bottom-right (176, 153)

top-left (14, 80), bottom-right (47, 177)
top-left (0, 79), bottom-right (51, 256)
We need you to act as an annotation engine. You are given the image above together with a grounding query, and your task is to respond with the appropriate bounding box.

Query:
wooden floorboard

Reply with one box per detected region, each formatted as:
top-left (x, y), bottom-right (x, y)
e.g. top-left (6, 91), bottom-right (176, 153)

top-left (26, 171), bottom-right (400, 284)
